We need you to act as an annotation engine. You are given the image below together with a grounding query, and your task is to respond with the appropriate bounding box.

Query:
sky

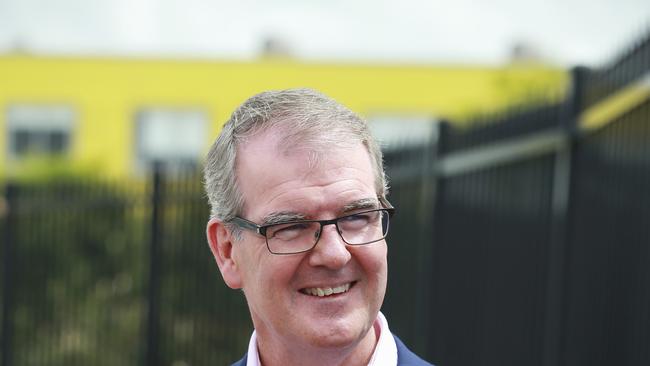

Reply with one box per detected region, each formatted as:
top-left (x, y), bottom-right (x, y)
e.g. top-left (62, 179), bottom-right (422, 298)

top-left (0, 0), bottom-right (648, 67)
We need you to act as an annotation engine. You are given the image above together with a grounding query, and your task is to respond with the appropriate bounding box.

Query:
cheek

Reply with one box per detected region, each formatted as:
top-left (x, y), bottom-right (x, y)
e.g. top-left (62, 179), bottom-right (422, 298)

top-left (372, 249), bottom-right (389, 305)
top-left (243, 253), bottom-right (303, 294)
top-left (352, 244), bottom-right (388, 282)
top-left (233, 242), bottom-right (267, 289)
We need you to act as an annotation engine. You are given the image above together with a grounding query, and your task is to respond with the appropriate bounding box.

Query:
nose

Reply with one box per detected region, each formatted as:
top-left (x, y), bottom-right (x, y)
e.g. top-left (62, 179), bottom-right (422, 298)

top-left (308, 224), bottom-right (351, 269)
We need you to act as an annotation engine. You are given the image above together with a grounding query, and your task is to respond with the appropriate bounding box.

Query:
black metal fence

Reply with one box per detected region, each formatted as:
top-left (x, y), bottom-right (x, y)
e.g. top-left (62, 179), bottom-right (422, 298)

top-left (0, 172), bottom-right (250, 366)
top-left (382, 30), bottom-right (650, 365)
top-left (1, 30), bottom-right (649, 366)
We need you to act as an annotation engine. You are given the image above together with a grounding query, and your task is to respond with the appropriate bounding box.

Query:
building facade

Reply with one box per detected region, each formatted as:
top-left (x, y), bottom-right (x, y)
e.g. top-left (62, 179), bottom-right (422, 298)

top-left (0, 54), bottom-right (566, 178)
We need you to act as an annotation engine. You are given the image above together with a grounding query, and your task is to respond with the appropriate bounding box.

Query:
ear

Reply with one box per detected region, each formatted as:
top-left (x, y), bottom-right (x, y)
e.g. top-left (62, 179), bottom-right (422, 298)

top-left (207, 218), bottom-right (243, 289)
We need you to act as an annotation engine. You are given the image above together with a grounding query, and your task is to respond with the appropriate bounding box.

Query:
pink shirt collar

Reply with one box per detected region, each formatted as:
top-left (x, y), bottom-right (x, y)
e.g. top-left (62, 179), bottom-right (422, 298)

top-left (246, 311), bottom-right (397, 366)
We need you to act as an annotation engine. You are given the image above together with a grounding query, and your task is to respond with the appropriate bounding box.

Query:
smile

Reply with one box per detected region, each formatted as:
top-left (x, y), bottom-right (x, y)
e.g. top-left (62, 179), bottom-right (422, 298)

top-left (300, 282), bottom-right (353, 297)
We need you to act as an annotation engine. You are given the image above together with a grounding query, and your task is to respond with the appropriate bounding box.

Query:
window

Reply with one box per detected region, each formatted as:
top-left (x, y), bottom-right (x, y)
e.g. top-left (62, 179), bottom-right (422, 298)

top-left (135, 108), bottom-right (208, 173)
top-left (368, 114), bottom-right (438, 149)
top-left (6, 105), bottom-right (74, 159)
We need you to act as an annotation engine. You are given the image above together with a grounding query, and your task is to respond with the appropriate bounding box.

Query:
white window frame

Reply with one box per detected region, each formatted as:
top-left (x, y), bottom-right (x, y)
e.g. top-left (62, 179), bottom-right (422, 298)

top-left (135, 107), bottom-right (208, 174)
top-left (367, 114), bottom-right (438, 149)
top-left (6, 104), bottom-right (75, 160)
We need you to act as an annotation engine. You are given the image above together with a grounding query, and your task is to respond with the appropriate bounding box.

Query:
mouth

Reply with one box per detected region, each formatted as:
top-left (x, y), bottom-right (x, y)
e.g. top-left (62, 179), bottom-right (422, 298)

top-left (299, 282), bottom-right (355, 297)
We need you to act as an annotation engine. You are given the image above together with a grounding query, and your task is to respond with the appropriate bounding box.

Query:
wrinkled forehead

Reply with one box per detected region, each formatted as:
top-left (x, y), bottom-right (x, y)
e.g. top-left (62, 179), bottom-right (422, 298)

top-left (238, 123), bottom-right (365, 166)
top-left (234, 127), bottom-right (376, 217)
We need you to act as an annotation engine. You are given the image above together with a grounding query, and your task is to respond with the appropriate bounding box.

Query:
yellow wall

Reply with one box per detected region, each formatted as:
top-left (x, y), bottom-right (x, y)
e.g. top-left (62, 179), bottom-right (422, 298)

top-left (0, 54), bottom-right (567, 178)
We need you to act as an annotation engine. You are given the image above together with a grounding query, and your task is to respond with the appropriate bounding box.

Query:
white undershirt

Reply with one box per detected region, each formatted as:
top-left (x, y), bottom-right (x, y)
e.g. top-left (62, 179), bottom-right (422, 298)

top-left (245, 311), bottom-right (398, 366)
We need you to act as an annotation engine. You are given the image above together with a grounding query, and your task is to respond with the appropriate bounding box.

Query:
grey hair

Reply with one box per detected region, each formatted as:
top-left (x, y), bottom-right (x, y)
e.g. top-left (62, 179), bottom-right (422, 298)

top-left (203, 88), bottom-right (388, 224)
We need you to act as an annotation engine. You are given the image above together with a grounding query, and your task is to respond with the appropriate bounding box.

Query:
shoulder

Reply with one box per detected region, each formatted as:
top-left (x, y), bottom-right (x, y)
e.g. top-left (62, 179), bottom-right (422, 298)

top-left (230, 353), bottom-right (247, 366)
top-left (393, 334), bottom-right (435, 366)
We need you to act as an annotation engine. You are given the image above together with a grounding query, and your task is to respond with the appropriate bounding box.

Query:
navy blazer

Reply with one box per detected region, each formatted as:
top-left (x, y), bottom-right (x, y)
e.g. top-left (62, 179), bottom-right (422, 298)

top-left (230, 334), bottom-right (433, 365)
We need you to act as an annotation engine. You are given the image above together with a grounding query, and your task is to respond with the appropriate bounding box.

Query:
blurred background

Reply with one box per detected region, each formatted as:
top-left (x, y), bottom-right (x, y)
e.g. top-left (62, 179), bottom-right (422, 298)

top-left (0, 1), bottom-right (649, 365)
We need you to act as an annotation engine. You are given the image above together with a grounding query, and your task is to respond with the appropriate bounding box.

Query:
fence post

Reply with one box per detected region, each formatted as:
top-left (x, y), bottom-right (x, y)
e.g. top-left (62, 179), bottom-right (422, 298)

top-left (1, 184), bottom-right (17, 366)
top-left (542, 66), bottom-right (588, 366)
top-left (426, 120), bottom-right (450, 361)
top-left (145, 163), bottom-right (163, 366)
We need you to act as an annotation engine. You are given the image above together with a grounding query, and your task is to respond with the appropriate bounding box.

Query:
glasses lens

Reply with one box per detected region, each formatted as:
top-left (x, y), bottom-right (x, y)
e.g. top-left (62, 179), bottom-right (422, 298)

top-left (264, 209), bottom-right (390, 254)
top-left (266, 221), bottom-right (321, 254)
top-left (339, 209), bottom-right (389, 245)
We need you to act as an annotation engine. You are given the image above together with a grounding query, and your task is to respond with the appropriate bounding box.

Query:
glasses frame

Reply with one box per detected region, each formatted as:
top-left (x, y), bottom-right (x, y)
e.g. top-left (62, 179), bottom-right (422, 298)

top-left (228, 197), bottom-right (395, 255)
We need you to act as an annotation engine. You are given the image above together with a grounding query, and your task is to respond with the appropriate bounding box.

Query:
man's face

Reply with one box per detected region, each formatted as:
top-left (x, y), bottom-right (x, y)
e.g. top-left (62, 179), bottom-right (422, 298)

top-left (225, 130), bottom-right (388, 352)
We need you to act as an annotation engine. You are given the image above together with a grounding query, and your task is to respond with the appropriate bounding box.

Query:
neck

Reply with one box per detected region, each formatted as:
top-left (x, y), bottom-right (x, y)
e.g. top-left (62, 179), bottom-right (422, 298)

top-left (257, 323), bottom-right (380, 366)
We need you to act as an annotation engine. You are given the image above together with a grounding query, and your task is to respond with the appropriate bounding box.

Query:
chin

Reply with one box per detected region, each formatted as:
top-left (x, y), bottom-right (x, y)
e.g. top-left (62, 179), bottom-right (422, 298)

top-left (300, 319), bottom-right (373, 350)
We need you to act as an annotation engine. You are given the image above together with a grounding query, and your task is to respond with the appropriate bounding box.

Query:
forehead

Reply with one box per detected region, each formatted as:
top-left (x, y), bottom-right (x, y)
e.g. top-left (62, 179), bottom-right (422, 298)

top-left (235, 129), bottom-right (376, 219)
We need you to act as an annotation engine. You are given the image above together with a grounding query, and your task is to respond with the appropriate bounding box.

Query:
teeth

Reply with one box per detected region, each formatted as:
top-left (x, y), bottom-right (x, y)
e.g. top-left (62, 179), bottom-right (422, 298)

top-left (303, 283), bottom-right (351, 297)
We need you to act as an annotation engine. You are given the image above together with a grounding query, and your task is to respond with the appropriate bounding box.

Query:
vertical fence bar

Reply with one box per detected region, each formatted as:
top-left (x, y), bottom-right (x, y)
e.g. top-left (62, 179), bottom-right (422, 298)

top-left (145, 164), bottom-right (163, 366)
top-left (412, 120), bottom-right (445, 356)
top-left (1, 184), bottom-right (17, 366)
top-left (427, 121), bottom-right (450, 362)
top-left (542, 66), bottom-right (587, 366)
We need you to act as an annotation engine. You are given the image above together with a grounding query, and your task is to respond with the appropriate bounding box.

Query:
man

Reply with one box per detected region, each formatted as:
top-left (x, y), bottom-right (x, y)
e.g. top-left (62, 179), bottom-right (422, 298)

top-left (204, 88), bottom-right (432, 365)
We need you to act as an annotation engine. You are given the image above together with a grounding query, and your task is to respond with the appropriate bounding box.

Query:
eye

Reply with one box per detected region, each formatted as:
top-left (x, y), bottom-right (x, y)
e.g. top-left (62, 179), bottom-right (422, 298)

top-left (268, 222), bottom-right (311, 241)
top-left (339, 211), bottom-right (378, 230)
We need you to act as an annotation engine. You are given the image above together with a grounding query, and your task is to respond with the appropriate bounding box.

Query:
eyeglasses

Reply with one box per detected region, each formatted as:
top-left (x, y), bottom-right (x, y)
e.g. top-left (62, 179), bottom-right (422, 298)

top-left (228, 198), bottom-right (395, 255)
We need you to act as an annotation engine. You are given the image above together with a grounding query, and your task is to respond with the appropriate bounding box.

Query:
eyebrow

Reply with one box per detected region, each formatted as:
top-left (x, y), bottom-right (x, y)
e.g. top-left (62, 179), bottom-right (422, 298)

top-left (260, 211), bottom-right (307, 226)
top-left (259, 197), bottom-right (380, 226)
top-left (341, 198), bottom-right (380, 213)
